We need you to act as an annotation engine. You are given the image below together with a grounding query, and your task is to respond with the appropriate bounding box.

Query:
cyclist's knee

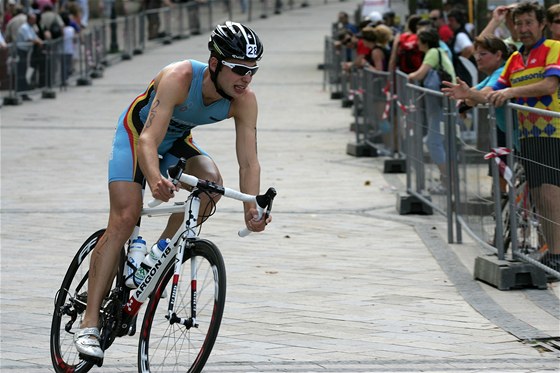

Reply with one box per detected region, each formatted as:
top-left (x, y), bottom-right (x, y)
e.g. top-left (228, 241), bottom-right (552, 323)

top-left (108, 205), bottom-right (141, 233)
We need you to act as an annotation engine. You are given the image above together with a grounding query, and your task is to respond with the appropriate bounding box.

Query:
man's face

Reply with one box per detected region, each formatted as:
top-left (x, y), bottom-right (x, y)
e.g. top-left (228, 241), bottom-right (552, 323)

top-left (447, 16), bottom-right (459, 31)
top-left (217, 58), bottom-right (257, 97)
top-left (514, 11), bottom-right (545, 49)
top-left (429, 10), bottom-right (441, 26)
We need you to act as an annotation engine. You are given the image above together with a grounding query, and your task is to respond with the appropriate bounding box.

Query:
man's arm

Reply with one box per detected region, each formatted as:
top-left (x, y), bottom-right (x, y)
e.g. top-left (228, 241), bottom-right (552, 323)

top-left (138, 66), bottom-right (187, 201)
top-left (231, 89), bottom-right (268, 232)
top-left (486, 76), bottom-right (559, 106)
top-left (479, 5), bottom-right (509, 38)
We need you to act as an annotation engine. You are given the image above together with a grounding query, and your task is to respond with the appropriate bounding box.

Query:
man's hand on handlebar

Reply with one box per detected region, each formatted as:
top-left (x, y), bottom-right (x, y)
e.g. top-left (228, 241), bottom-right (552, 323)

top-left (151, 176), bottom-right (180, 202)
top-left (245, 208), bottom-right (271, 233)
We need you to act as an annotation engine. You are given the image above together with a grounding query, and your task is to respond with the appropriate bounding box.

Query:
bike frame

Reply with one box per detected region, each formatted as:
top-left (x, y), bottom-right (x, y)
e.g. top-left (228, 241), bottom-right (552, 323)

top-left (120, 170), bottom-right (268, 327)
top-left (122, 195), bottom-right (200, 322)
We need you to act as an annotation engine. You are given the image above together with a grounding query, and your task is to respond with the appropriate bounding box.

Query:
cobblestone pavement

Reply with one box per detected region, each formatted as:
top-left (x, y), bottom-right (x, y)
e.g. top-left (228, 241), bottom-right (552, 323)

top-left (1, 1), bottom-right (559, 372)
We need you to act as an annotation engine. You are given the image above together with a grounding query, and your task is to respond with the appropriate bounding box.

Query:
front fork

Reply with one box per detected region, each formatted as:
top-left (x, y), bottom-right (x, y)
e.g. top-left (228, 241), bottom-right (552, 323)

top-left (166, 193), bottom-right (200, 329)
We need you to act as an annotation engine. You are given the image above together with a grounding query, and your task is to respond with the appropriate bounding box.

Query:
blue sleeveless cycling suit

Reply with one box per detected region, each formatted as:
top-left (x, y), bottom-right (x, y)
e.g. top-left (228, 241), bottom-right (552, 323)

top-left (109, 60), bottom-right (232, 184)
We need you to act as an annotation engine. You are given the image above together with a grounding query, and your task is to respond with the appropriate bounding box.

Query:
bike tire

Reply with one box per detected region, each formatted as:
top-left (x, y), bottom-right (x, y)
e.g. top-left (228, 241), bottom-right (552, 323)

top-left (138, 238), bottom-right (227, 373)
top-left (50, 229), bottom-right (127, 372)
top-left (50, 229), bottom-right (104, 373)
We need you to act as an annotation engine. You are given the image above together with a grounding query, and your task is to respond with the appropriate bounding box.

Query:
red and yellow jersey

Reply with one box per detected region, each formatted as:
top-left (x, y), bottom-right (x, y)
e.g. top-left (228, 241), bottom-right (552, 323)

top-left (493, 38), bottom-right (560, 139)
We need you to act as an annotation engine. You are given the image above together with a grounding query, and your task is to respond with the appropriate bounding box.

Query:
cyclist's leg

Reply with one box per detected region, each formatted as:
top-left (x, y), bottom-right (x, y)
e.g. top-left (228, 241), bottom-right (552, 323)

top-left (159, 134), bottom-right (223, 238)
top-left (80, 181), bottom-right (143, 329)
top-left (160, 155), bottom-right (223, 238)
top-left (76, 113), bottom-right (144, 357)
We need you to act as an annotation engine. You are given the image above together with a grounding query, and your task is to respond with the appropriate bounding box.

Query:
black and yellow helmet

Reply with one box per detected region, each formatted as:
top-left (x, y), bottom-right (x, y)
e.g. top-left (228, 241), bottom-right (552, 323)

top-left (208, 21), bottom-right (263, 61)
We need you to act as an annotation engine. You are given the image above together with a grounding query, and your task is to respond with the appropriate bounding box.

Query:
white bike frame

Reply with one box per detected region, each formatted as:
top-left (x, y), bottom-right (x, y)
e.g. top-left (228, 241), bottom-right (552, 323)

top-left (121, 172), bottom-right (261, 322)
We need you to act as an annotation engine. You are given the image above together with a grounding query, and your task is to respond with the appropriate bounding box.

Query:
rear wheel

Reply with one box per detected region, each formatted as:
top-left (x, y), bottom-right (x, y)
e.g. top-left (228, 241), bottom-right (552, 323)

top-left (138, 238), bottom-right (227, 373)
top-left (50, 230), bottom-right (127, 372)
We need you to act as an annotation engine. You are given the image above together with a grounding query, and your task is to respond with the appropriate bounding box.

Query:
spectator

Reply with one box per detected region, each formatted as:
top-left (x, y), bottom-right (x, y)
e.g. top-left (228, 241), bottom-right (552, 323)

top-left (144, 0), bottom-right (173, 39)
top-left (337, 11), bottom-right (358, 34)
top-left (429, 8), bottom-right (454, 44)
top-left (77, 0), bottom-right (89, 27)
top-left (355, 25), bottom-right (392, 72)
top-left (442, 35), bottom-right (517, 195)
top-left (333, 10), bottom-right (358, 62)
top-left (39, 3), bottom-right (64, 40)
top-left (4, 5), bottom-right (26, 43)
top-left (66, 2), bottom-right (82, 33)
top-left (334, 27), bottom-right (356, 63)
top-left (486, 1), bottom-right (560, 271)
top-left (382, 9), bottom-right (402, 35)
top-left (546, 4), bottom-right (560, 41)
top-left (3, 0), bottom-right (18, 32)
top-left (60, 11), bottom-right (75, 84)
top-left (15, 11), bottom-right (43, 100)
top-left (447, 7), bottom-right (476, 86)
top-left (388, 14), bottom-right (424, 74)
top-left (480, 5), bottom-right (523, 51)
top-left (342, 22), bottom-right (374, 71)
top-left (365, 11), bottom-right (383, 27)
top-left (408, 28), bottom-right (456, 194)
top-left (418, 18), bottom-right (452, 60)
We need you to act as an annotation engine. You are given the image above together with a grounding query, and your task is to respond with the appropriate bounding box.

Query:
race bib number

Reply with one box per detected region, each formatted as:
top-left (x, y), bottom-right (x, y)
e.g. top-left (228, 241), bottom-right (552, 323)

top-left (246, 44), bottom-right (258, 59)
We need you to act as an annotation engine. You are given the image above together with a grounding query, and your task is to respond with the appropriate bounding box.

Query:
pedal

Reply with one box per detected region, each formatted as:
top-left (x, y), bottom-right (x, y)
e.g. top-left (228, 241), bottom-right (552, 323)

top-left (79, 353), bottom-right (103, 367)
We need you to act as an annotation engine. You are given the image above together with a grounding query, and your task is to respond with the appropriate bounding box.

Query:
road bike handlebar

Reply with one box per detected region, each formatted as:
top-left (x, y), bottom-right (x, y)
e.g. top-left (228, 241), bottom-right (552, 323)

top-left (147, 158), bottom-right (276, 237)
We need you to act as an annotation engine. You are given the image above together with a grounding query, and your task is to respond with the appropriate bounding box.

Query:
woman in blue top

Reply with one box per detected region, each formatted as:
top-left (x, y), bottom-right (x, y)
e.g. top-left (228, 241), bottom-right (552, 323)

top-left (408, 28), bottom-right (456, 193)
top-left (442, 35), bottom-right (515, 194)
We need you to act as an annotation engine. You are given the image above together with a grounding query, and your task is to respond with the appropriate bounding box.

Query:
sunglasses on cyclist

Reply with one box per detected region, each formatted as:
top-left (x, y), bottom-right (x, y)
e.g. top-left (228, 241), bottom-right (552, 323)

top-left (221, 60), bottom-right (259, 76)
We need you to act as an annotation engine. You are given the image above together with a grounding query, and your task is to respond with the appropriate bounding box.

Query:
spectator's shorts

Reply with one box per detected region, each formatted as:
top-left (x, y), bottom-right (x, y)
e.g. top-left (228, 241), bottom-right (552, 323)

top-left (520, 137), bottom-right (560, 188)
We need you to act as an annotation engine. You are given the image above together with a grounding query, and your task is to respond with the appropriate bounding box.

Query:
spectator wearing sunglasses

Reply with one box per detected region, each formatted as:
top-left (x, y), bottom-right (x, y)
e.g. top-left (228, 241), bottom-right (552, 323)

top-left (546, 3), bottom-right (560, 40)
top-left (73, 21), bottom-right (271, 361)
top-left (428, 8), bottom-right (454, 44)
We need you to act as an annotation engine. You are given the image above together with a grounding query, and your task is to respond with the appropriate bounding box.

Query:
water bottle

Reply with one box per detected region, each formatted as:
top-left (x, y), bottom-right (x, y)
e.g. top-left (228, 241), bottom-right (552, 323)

top-left (125, 237), bottom-right (148, 288)
top-left (133, 238), bottom-right (169, 287)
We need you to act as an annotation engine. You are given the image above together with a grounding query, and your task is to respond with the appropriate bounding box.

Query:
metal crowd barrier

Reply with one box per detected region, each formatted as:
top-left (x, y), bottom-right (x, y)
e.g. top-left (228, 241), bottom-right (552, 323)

top-left (347, 68), bottom-right (392, 157)
top-left (321, 30), bottom-right (560, 282)
top-left (455, 101), bottom-right (560, 281)
top-left (1, 0), bottom-right (336, 105)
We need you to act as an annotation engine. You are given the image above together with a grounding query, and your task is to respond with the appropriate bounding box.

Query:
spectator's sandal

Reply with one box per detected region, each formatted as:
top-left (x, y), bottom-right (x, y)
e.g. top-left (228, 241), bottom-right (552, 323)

top-left (74, 327), bottom-right (104, 365)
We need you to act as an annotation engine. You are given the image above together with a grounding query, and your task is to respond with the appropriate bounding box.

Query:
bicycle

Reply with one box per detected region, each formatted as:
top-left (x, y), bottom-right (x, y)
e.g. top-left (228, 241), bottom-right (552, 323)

top-left (50, 158), bottom-right (277, 373)
top-left (499, 161), bottom-right (548, 260)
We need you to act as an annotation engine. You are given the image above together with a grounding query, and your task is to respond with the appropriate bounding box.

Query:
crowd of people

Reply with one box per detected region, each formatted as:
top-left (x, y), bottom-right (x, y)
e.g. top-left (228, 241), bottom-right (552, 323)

top-left (333, 2), bottom-right (560, 272)
top-left (1, 0), bottom-right (86, 99)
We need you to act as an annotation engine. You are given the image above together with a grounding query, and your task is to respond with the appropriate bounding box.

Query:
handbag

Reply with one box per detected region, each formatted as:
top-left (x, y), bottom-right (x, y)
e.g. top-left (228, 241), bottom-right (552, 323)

top-left (436, 49), bottom-right (452, 89)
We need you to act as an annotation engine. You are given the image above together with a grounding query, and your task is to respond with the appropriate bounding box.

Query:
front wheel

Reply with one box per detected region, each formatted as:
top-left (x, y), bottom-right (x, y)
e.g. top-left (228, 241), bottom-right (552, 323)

top-left (138, 238), bottom-right (227, 373)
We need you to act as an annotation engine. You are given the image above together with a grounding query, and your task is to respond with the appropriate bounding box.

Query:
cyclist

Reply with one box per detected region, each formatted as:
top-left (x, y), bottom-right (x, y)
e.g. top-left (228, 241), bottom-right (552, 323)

top-left (74, 21), bottom-right (272, 360)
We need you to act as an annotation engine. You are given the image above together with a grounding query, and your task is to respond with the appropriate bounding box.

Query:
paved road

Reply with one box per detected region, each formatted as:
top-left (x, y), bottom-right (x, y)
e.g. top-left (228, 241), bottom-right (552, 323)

top-left (1, 1), bottom-right (559, 372)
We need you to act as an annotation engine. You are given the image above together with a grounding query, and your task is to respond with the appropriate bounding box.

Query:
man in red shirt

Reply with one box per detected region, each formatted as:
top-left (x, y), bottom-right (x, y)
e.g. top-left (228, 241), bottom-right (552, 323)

top-left (429, 9), bottom-right (454, 44)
